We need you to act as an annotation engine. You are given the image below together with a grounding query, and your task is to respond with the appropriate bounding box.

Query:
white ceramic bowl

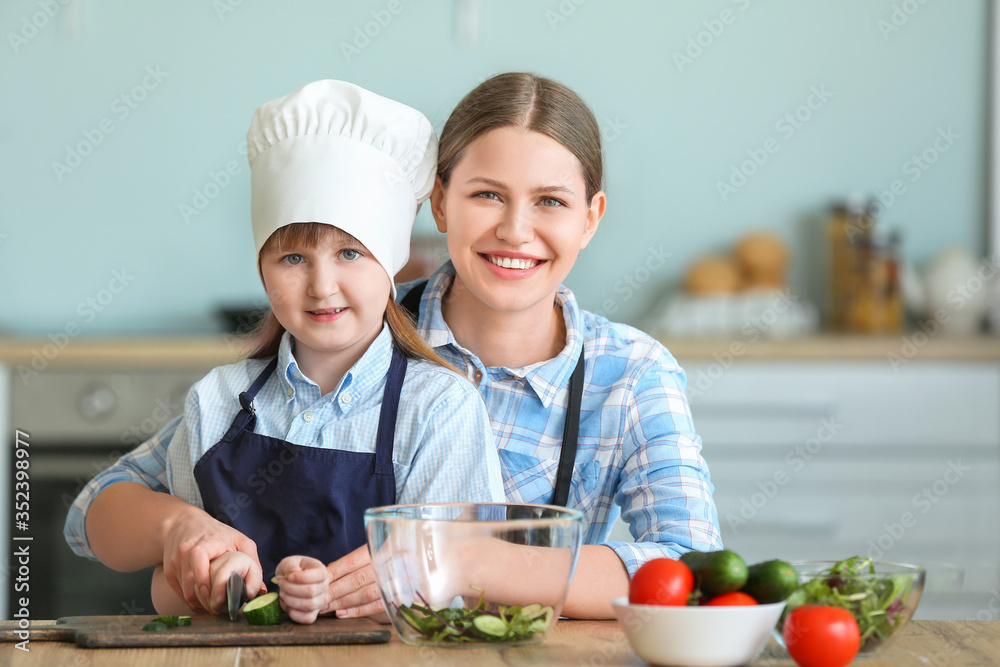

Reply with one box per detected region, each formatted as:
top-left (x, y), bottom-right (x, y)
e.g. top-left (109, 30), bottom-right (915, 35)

top-left (611, 597), bottom-right (785, 667)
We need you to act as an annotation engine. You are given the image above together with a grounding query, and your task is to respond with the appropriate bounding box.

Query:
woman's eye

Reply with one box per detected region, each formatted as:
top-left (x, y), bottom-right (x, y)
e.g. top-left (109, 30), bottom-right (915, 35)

top-left (340, 248), bottom-right (361, 261)
top-left (281, 253), bottom-right (304, 265)
top-left (539, 197), bottom-right (566, 207)
top-left (473, 191), bottom-right (500, 201)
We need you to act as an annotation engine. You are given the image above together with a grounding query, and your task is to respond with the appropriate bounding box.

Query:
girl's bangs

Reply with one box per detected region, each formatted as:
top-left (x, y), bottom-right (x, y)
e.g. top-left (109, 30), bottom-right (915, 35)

top-left (261, 222), bottom-right (358, 255)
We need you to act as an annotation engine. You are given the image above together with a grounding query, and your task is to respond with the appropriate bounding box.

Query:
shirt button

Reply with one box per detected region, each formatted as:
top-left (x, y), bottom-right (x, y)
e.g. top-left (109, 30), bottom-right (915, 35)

top-left (303, 411), bottom-right (314, 422)
top-left (473, 370), bottom-right (483, 382)
top-left (341, 393), bottom-right (352, 404)
top-left (285, 387), bottom-right (293, 397)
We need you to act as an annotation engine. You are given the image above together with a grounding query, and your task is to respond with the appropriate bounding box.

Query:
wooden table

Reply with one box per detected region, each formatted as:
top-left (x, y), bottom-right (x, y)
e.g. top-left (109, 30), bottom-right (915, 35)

top-left (3, 619), bottom-right (998, 666)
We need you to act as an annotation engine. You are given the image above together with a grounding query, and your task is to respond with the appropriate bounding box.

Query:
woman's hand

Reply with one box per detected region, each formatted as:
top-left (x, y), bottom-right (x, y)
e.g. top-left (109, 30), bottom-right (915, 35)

top-left (274, 556), bottom-right (333, 624)
top-left (323, 545), bottom-right (387, 621)
top-left (160, 505), bottom-right (261, 612)
top-left (208, 551), bottom-right (266, 615)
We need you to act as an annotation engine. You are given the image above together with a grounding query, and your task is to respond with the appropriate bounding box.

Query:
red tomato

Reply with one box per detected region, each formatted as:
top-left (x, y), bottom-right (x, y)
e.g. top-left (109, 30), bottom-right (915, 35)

top-left (705, 591), bottom-right (758, 606)
top-left (629, 558), bottom-right (695, 606)
top-left (782, 605), bottom-right (861, 667)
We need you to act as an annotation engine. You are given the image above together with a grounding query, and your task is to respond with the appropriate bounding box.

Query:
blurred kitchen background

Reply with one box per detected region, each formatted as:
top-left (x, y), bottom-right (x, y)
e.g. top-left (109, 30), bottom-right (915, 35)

top-left (1, 1), bottom-right (998, 622)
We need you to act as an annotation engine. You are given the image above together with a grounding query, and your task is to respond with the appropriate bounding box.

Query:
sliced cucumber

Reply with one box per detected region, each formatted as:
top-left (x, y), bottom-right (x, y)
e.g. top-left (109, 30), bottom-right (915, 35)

top-left (175, 616), bottom-right (192, 627)
top-left (473, 615), bottom-right (508, 637)
top-left (142, 621), bottom-right (170, 632)
top-left (242, 591), bottom-right (281, 625)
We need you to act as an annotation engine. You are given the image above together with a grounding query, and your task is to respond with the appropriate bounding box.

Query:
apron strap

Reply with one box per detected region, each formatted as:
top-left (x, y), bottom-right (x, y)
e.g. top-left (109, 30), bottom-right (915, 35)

top-left (374, 349), bottom-right (407, 476)
top-left (400, 280), bottom-right (428, 322)
top-left (233, 357), bottom-right (279, 431)
top-left (552, 346), bottom-right (585, 507)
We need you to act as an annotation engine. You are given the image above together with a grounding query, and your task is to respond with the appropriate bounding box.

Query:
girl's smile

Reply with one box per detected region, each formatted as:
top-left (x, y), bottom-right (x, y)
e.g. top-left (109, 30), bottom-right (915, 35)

top-left (306, 307), bottom-right (348, 322)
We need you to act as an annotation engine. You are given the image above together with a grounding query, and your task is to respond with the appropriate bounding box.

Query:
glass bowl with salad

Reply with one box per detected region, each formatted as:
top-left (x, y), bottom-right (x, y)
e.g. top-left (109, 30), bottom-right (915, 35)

top-left (364, 503), bottom-right (583, 647)
top-left (773, 557), bottom-right (925, 656)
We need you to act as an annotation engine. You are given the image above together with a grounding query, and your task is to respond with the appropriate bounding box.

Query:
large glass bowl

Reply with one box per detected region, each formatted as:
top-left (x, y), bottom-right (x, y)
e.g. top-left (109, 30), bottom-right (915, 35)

top-left (364, 503), bottom-right (584, 647)
top-left (772, 560), bottom-right (925, 657)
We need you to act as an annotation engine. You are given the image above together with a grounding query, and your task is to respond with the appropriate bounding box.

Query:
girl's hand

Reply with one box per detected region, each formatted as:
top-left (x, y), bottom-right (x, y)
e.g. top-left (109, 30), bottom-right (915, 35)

top-left (161, 505), bottom-right (262, 612)
top-left (323, 545), bottom-right (388, 622)
top-left (208, 551), bottom-right (266, 615)
top-left (275, 556), bottom-right (333, 624)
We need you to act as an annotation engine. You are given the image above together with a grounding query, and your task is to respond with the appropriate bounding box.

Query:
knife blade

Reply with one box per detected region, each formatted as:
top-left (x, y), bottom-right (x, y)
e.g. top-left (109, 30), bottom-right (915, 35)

top-left (226, 572), bottom-right (247, 622)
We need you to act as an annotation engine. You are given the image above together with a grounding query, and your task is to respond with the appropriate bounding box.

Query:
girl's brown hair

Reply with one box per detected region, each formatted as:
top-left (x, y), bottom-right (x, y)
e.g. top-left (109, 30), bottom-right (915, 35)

top-left (437, 72), bottom-right (604, 201)
top-left (245, 223), bottom-right (461, 376)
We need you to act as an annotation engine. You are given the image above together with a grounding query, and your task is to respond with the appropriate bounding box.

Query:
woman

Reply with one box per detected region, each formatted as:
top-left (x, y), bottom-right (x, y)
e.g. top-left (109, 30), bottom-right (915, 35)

top-left (65, 73), bottom-right (721, 620)
top-left (321, 72), bottom-right (721, 619)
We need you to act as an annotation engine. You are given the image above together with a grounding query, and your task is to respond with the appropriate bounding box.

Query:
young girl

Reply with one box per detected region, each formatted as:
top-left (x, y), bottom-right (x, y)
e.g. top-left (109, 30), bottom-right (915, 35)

top-left (64, 80), bottom-right (504, 620)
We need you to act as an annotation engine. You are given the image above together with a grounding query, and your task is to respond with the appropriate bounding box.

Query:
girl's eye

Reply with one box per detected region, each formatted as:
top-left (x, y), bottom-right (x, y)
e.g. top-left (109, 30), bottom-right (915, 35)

top-left (473, 191), bottom-right (501, 201)
top-left (539, 197), bottom-right (566, 208)
top-left (281, 253), bottom-right (305, 266)
top-left (340, 248), bottom-right (361, 261)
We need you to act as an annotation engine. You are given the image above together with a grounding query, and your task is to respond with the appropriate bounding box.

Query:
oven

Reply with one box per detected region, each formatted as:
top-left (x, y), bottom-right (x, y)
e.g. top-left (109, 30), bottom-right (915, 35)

top-left (4, 366), bottom-right (204, 620)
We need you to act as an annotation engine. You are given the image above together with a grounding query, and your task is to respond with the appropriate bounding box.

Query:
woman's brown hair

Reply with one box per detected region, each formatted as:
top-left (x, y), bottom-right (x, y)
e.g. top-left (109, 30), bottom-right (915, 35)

top-left (244, 223), bottom-right (461, 376)
top-left (437, 72), bottom-right (604, 201)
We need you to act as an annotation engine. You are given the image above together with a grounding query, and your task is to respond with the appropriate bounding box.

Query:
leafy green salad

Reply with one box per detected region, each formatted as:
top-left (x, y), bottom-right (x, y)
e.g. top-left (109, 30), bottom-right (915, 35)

top-left (783, 556), bottom-right (920, 650)
top-left (395, 586), bottom-right (553, 644)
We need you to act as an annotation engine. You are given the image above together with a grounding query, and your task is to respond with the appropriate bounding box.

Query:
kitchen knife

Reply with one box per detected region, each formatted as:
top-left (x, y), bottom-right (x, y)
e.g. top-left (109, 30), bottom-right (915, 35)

top-left (226, 572), bottom-right (247, 622)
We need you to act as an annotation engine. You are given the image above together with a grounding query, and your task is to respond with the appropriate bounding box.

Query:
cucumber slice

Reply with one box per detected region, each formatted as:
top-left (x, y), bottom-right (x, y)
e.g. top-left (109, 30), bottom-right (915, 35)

top-left (150, 615), bottom-right (178, 627)
top-left (473, 615), bottom-right (508, 637)
top-left (142, 621), bottom-right (170, 632)
top-left (242, 591), bottom-right (281, 625)
top-left (175, 616), bottom-right (192, 627)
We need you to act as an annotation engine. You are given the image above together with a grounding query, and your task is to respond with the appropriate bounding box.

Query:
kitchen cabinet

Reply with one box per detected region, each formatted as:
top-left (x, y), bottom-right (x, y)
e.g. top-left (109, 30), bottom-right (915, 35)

top-left (685, 360), bottom-right (1000, 620)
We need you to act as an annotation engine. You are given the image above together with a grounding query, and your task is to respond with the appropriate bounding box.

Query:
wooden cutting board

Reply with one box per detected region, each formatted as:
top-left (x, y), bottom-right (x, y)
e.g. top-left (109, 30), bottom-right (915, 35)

top-left (0, 615), bottom-right (390, 647)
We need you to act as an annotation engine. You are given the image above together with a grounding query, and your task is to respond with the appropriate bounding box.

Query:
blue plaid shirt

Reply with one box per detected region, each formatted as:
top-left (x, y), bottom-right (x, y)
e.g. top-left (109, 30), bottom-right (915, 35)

top-left (64, 325), bottom-right (504, 559)
top-left (400, 263), bottom-right (722, 574)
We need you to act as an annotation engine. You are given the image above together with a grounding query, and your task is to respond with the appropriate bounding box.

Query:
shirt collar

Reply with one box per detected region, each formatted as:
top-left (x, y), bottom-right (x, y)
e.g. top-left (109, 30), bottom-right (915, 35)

top-left (415, 261), bottom-right (584, 408)
top-left (275, 325), bottom-right (394, 404)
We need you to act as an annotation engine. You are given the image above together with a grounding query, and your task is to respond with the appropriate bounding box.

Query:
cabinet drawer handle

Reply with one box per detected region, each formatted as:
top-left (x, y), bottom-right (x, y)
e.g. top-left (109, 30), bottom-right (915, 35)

top-left (691, 401), bottom-right (838, 419)
top-left (734, 518), bottom-right (839, 536)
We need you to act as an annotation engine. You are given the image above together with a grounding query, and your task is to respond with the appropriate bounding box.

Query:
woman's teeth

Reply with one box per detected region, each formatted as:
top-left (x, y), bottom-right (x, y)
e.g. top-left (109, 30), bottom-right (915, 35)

top-left (487, 255), bottom-right (538, 270)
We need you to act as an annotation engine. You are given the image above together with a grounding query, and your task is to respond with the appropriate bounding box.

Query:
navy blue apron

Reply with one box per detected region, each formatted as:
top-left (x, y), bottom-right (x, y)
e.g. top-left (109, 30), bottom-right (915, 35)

top-left (193, 349), bottom-right (406, 580)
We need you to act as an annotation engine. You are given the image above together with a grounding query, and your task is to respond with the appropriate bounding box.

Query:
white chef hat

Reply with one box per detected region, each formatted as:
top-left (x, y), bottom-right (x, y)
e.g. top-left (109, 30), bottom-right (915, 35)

top-left (246, 80), bottom-right (437, 294)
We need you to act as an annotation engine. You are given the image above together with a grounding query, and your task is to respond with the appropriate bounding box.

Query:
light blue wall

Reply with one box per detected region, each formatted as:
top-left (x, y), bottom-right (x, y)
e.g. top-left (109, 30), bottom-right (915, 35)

top-left (0, 0), bottom-right (988, 335)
